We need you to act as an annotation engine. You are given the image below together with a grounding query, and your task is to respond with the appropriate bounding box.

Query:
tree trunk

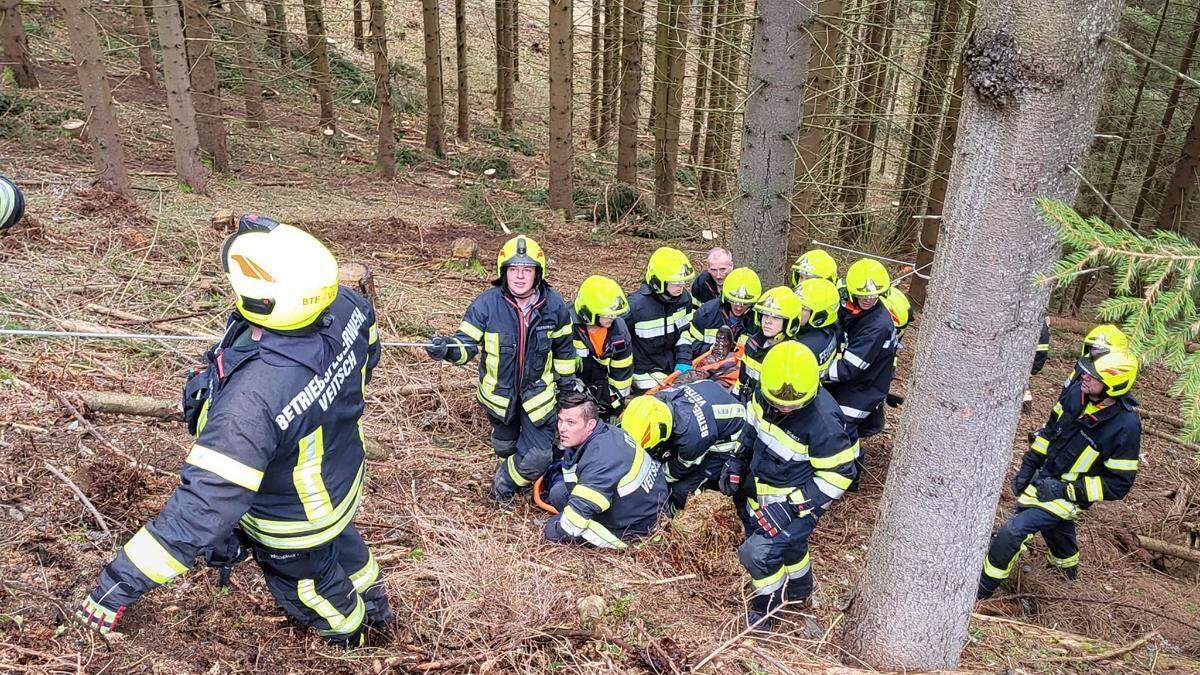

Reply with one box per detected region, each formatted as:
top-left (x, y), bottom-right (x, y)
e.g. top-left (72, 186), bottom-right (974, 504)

top-left (151, 0), bottom-right (208, 192)
top-left (687, 0), bottom-right (715, 162)
top-left (0, 0), bottom-right (36, 87)
top-left (422, 0), bottom-right (446, 155)
top-left (370, 0), bottom-right (394, 177)
top-left (729, 0), bottom-right (815, 285)
top-left (1155, 99), bottom-right (1200, 233)
top-left (495, 0), bottom-right (514, 130)
top-left (228, 0), bottom-right (267, 127)
top-left (838, 0), bottom-right (889, 239)
top-left (892, 0), bottom-right (962, 246)
top-left (352, 0), bottom-right (365, 51)
top-left (698, 0), bottom-right (728, 194)
top-left (789, 0), bottom-right (843, 254)
top-left (844, 0), bottom-right (1124, 668)
top-left (701, 0), bottom-right (745, 197)
top-left (455, 0), bottom-right (470, 140)
top-left (616, 0), bottom-right (644, 184)
top-left (598, 0), bottom-right (620, 147)
top-left (61, 0), bottom-right (131, 195)
top-left (1131, 2), bottom-right (1200, 229)
top-left (874, 0), bottom-right (900, 179)
top-left (128, 0), bottom-right (156, 81)
top-left (510, 0), bottom-right (519, 79)
top-left (654, 0), bottom-right (694, 210)
top-left (589, 0), bottom-right (601, 141)
top-left (183, 0), bottom-right (230, 172)
top-left (264, 0), bottom-right (289, 65)
top-left (303, 0), bottom-right (336, 132)
top-left (548, 0), bottom-right (574, 216)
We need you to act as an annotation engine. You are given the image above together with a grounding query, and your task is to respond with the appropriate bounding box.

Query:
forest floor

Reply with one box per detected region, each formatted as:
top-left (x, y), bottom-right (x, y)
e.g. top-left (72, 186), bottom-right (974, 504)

top-left (2, 2), bottom-right (1200, 673)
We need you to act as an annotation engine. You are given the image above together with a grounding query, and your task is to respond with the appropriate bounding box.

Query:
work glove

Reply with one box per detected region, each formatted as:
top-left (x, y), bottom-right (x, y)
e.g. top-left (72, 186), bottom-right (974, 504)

top-left (885, 393), bottom-right (904, 408)
top-left (204, 532), bottom-right (250, 589)
top-left (1034, 477), bottom-right (1072, 503)
top-left (719, 458), bottom-right (745, 497)
top-left (674, 363), bottom-right (692, 374)
top-left (424, 336), bottom-right (450, 360)
top-left (73, 594), bottom-right (125, 634)
top-left (1011, 465), bottom-right (1036, 497)
top-left (752, 495), bottom-right (810, 539)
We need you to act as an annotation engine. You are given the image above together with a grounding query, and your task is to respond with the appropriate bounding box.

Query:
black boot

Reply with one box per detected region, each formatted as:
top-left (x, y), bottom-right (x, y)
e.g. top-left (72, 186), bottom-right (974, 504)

top-left (746, 591), bottom-right (780, 630)
top-left (1053, 565), bottom-right (1078, 582)
top-left (847, 457), bottom-right (865, 492)
top-left (783, 577), bottom-right (813, 610)
top-left (977, 573), bottom-right (1001, 600)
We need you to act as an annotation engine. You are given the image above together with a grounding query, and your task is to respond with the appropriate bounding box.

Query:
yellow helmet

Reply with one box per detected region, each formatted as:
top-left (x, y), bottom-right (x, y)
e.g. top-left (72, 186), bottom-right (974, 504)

top-left (845, 258), bottom-right (891, 298)
top-left (0, 175), bottom-right (25, 231)
top-left (759, 341), bottom-right (819, 409)
top-left (496, 235), bottom-right (547, 281)
top-left (621, 395), bottom-right (673, 450)
top-left (722, 267), bottom-right (762, 306)
top-left (881, 286), bottom-right (911, 329)
top-left (575, 275), bottom-right (629, 324)
top-left (1077, 348), bottom-right (1138, 397)
top-left (1081, 324), bottom-right (1129, 358)
top-left (754, 286), bottom-right (802, 337)
top-left (795, 278), bottom-right (840, 329)
top-left (645, 247), bottom-right (696, 293)
top-left (790, 249), bottom-right (838, 286)
top-left (222, 215), bottom-right (339, 332)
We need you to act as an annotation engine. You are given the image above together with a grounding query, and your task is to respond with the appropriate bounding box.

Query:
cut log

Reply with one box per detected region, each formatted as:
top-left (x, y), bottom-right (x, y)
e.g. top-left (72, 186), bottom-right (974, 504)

top-left (61, 119), bottom-right (87, 140)
top-left (1144, 425), bottom-right (1200, 454)
top-left (77, 390), bottom-right (181, 420)
top-left (1135, 534), bottom-right (1200, 563)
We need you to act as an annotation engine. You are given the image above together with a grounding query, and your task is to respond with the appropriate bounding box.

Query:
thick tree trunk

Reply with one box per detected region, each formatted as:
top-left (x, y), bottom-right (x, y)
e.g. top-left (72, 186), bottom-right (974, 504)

top-left (495, 0), bottom-right (514, 130)
top-left (61, 0), bottom-right (131, 195)
top-left (151, 0), bottom-right (207, 191)
top-left (1131, 2), bottom-right (1200, 229)
top-left (548, 0), bottom-right (574, 216)
top-left (370, 0), bottom-right (394, 177)
top-left (589, 0), bottom-right (601, 141)
top-left (838, 0), bottom-right (889, 239)
top-left (892, 0), bottom-right (961, 246)
top-left (0, 0), bottom-right (37, 87)
top-left (352, 0), bottom-right (365, 51)
top-left (616, 0), bottom-right (644, 184)
top-left (303, 0), bottom-right (336, 132)
top-left (1155, 99), bottom-right (1200, 233)
top-left (686, 0), bottom-right (715, 162)
top-left (844, 0), bottom-right (1124, 668)
top-left (128, 0), bottom-right (156, 81)
top-left (228, 0), bottom-right (267, 127)
top-left (183, 0), bottom-right (230, 172)
top-left (789, 0), bottom-right (843, 254)
top-left (653, 0), bottom-right (691, 211)
top-left (698, 0), bottom-right (728, 194)
top-left (264, 0), bottom-right (289, 65)
top-left (422, 0), bottom-right (446, 155)
top-left (510, 0), bottom-right (519, 79)
top-left (455, 0), bottom-right (470, 140)
top-left (729, 0), bottom-right (815, 285)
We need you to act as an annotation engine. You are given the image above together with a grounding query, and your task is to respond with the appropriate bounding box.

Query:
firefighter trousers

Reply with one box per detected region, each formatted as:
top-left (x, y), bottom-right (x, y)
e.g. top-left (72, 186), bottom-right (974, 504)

top-left (737, 508), bottom-right (822, 601)
top-left (978, 506), bottom-right (1079, 597)
top-left (488, 409), bottom-right (557, 502)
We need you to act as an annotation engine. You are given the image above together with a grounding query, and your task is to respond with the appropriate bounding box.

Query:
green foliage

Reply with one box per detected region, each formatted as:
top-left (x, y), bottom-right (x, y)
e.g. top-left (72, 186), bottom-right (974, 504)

top-left (1040, 198), bottom-right (1200, 440)
top-left (452, 153), bottom-right (514, 179)
top-left (473, 125), bottom-right (536, 156)
top-left (458, 185), bottom-right (541, 233)
top-left (579, 182), bottom-right (640, 223)
top-left (394, 146), bottom-right (425, 168)
top-left (0, 90), bottom-right (31, 137)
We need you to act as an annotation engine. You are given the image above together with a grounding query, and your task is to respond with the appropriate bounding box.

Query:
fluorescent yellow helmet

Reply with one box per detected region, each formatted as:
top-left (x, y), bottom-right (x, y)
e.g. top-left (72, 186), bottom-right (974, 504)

top-left (1081, 324), bottom-right (1129, 358)
top-left (791, 249), bottom-right (838, 286)
top-left (1077, 348), bottom-right (1138, 397)
top-left (496, 235), bottom-right (547, 281)
top-left (754, 286), bottom-right (802, 337)
top-left (722, 267), bottom-right (762, 306)
top-left (881, 286), bottom-right (911, 329)
top-left (222, 215), bottom-right (339, 332)
top-left (795, 278), bottom-right (840, 329)
top-left (621, 395), bottom-right (673, 450)
top-left (0, 175), bottom-right (24, 231)
top-left (645, 247), bottom-right (696, 293)
top-left (575, 275), bottom-right (629, 324)
top-left (759, 341), bottom-right (819, 409)
top-left (845, 258), bottom-right (890, 298)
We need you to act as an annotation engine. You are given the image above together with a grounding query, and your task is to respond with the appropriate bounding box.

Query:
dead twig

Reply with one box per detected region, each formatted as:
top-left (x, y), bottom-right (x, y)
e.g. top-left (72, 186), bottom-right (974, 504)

top-left (50, 391), bottom-right (170, 476)
top-left (996, 593), bottom-right (1200, 632)
top-left (1045, 630), bottom-right (1158, 663)
top-left (43, 460), bottom-right (111, 536)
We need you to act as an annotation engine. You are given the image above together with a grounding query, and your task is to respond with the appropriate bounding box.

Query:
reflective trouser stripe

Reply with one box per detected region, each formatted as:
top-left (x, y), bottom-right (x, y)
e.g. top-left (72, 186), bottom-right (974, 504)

top-left (349, 552), bottom-right (380, 593)
top-left (1046, 550), bottom-right (1080, 569)
top-left (983, 534), bottom-right (1033, 580)
top-left (839, 405), bottom-right (871, 419)
top-left (561, 506), bottom-right (627, 550)
top-left (783, 554), bottom-right (811, 581)
top-left (751, 566), bottom-right (785, 595)
top-left (632, 371), bottom-right (668, 389)
top-left (506, 455), bottom-right (532, 487)
top-left (297, 580), bottom-right (365, 636)
top-left (124, 527), bottom-right (189, 585)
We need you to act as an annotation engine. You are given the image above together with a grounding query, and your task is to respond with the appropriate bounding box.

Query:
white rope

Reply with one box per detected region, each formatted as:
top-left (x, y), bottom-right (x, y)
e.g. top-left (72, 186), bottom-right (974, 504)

top-left (0, 328), bottom-right (435, 349)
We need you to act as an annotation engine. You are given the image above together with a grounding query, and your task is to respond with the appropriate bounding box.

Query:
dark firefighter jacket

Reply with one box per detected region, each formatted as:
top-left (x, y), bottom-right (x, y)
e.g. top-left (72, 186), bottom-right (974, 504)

top-left (825, 301), bottom-right (897, 423)
top-left (650, 380), bottom-right (744, 482)
top-left (626, 283), bottom-right (693, 389)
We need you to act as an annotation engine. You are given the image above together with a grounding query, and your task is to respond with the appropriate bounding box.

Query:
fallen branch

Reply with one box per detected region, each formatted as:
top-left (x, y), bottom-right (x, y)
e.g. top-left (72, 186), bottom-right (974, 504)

top-left (1143, 425), bottom-right (1200, 454)
top-left (1048, 315), bottom-right (1200, 353)
top-left (1045, 631), bottom-right (1157, 663)
top-left (624, 573), bottom-right (697, 586)
top-left (43, 460), bottom-right (110, 536)
top-left (77, 390), bottom-right (181, 421)
top-left (1134, 534), bottom-right (1200, 563)
top-left (50, 391), bottom-right (170, 476)
top-left (1141, 408), bottom-right (1187, 430)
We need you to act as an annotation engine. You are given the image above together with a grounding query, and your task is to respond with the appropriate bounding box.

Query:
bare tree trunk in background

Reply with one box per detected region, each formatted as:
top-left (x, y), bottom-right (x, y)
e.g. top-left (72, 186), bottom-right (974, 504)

top-left (873, 0), bottom-right (899, 178)
top-left (455, 0), bottom-right (470, 140)
top-left (598, 0), bottom-right (616, 146)
top-left (548, 0), bottom-right (574, 217)
top-left (0, 0), bottom-right (37, 87)
top-left (183, 0), bottom-right (230, 172)
top-left (352, 0), bottom-right (365, 51)
top-left (495, 0), bottom-right (515, 130)
top-left (61, 0), bottom-right (131, 195)
top-left (422, 0), bottom-right (446, 155)
top-left (702, 0), bottom-right (745, 197)
top-left (370, 0), bottom-right (394, 177)
top-left (892, 0), bottom-right (961, 246)
top-left (264, 0), bottom-right (289, 65)
top-left (511, 0), bottom-right (519, 79)
top-left (228, 0), bottom-right (266, 126)
top-left (151, 0), bottom-right (207, 191)
top-left (653, 0), bottom-right (691, 212)
top-left (1155, 99), bottom-right (1200, 233)
top-left (698, 0), bottom-right (728, 194)
top-left (616, 0), bottom-right (644, 184)
top-left (844, 1), bottom-right (1124, 669)
top-left (128, 0), bottom-right (156, 81)
top-left (838, 0), bottom-right (889, 240)
top-left (303, 0), bottom-right (336, 132)
top-left (730, 0), bottom-right (815, 285)
top-left (1131, 2), bottom-right (1200, 229)
top-left (687, 0), bottom-right (715, 162)
top-left (789, 0), bottom-right (843, 254)
top-left (589, 0), bottom-right (601, 141)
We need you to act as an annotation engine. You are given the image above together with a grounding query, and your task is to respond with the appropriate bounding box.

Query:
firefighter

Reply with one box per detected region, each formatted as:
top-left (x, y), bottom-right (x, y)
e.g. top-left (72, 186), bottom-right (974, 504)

top-left (736, 286), bottom-right (803, 400)
top-left (1023, 319), bottom-right (1052, 407)
top-left (544, 392), bottom-right (668, 548)
top-left (794, 278), bottom-right (841, 378)
top-left (721, 342), bottom-right (858, 627)
top-left (627, 247), bottom-right (696, 393)
top-left (0, 175), bottom-right (25, 231)
top-left (826, 258), bottom-right (897, 444)
top-left (571, 275), bottom-right (634, 420)
top-left (1064, 324), bottom-right (1128, 387)
top-left (790, 249), bottom-right (838, 288)
top-left (979, 349), bottom-right (1141, 599)
top-left (73, 216), bottom-right (390, 645)
top-left (425, 236), bottom-right (578, 504)
top-left (860, 284), bottom-right (912, 436)
top-left (691, 247), bottom-right (734, 307)
top-left (679, 267), bottom-right (762, 363)
top-left (620, 380), bottom-right (745, 513)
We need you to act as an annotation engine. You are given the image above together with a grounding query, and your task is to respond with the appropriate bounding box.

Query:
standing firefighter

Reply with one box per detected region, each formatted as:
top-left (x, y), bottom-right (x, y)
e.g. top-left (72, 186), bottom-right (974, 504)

top-left (679, 267), bottom-right (762, 364)
top-left (627, 247), bottom-right (696, 393)
top-left (425, 236), bottom-right (578, 503)
top-left (794, 278), bottom-right (841, 378)
top-left (73, 216), bottom-right (391, 645)
top-left (979, 349), bottom-right (1141, 598)
top-left (691, 247), bottom-right (734, 306)
top-left (737, 286), bottom-right (803, 400)
top-left (723, 342), bottom-right (858, 627)
top-left (572, 275), bottom-right (634, 419)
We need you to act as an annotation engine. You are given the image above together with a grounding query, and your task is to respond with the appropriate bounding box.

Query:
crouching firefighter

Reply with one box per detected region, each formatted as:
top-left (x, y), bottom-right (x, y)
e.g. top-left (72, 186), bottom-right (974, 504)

top-left (978, 349), bottom-right (1141, 599)
top-left (572, 275), bottom-right (634, 420)
top-left (425, 236), bottom-right (578, 504)
top-left (723, 342), bottom-right (858, 627)
top-left (544, 392), bottom-right (668, 549)
top-left (73, 216), bottom-right (391, 646)
top-left (620, 380), bottom-right (745, 514)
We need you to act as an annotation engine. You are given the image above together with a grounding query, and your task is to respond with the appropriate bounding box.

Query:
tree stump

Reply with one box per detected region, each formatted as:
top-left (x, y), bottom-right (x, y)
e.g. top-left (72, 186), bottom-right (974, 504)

top-left (339, 261), bottom-right (377, 304)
